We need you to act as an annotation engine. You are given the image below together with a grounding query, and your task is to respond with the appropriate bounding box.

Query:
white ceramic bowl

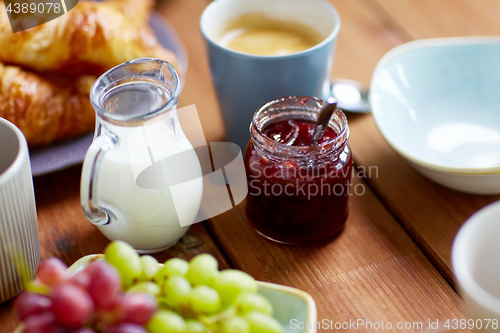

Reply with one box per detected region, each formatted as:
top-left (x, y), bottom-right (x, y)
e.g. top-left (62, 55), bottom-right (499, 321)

top-left (452, 200), bottom-right (500, 332)
top-left (15, 255), bottom-right (317, 333)
top-left (370, 37), bottom-right (500, 194)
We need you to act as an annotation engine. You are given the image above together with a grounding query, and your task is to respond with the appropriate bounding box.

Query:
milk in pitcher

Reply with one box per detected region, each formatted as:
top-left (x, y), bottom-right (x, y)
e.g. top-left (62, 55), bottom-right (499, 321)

top-left (82, 69), bottom-right (203, 253)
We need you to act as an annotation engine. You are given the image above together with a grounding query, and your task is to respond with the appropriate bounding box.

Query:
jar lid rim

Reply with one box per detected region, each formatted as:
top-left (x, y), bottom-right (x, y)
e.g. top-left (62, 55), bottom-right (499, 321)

top-left (250, 96), bottom-right (349, 155)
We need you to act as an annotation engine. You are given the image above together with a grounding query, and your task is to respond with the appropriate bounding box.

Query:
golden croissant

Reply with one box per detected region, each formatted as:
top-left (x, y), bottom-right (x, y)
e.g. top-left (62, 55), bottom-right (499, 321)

top-left (0, 0), bottom-right (183, 148)
top-left (100, 0), bottom-right (155, 25)
top-left (0, 1), bottom-right (178, 76)
top-left (0, 62), bottom-right (95, 147)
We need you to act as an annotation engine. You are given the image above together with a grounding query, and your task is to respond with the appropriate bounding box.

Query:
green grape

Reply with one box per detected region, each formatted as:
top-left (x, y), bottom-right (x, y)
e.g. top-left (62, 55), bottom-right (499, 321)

top-left (164, 275), bottom-right (192, 308)
top-left (212, 270), bottom-right (258, 306)
top-left (104, 240), bottom-right (143, 288)
top-left (220, 316), bottom-right (250, 333)
top-left (235, 292), bottom-right (273, 316)
top-left (25, 280), bottom-right (51, 295)
top-left (154, 266), bottom-right (170, 289)
top-left (245, 311), bottom-right (284, 333)
top-left (208, 270), bottom-right (220, 286)
top-left (140, 255), bottom-right (160, 281)
top-left (147, 310), bottom-right (188, 333)
top-left (164, 258), bottom-right (190, 277)
top-left (185, 254), bottom-right (218, 286)
top-left (186, 319), bottom-right (209, 333)
top-left (188, 285), bottom-right (220, 315)
top-left (127, 281), bottom-right (161, 297)
top-left (155, 258), bottom-right (189, 289)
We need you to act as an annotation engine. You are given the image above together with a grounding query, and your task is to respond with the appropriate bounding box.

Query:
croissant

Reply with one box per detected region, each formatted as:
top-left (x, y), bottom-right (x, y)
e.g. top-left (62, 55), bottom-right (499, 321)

top-left (100, 0), bottom-right (155, 25)
top-left (0, 1), bottom-right (178, 76)
top-left (0, 62), bottom-right (95, 147)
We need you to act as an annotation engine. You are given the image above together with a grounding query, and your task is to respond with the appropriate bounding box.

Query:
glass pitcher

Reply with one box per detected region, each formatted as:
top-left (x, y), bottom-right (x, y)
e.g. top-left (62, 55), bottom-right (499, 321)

top-left (81, 58), bottom-right (203, 253)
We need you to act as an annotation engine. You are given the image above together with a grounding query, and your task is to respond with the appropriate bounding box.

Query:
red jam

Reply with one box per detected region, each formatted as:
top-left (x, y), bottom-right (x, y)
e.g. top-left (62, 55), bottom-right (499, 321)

top-left (263, 119), bottom-right (337, 146)
top-left (245, 107), bottom-right (352, 244)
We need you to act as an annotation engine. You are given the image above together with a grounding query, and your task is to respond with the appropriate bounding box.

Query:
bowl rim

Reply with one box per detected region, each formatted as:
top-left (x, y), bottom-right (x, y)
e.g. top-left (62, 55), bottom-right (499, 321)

top-left (256, 280), bottom-right (317, 332)
top-left (452, 199), bottom-right (500, 314)
top-left (369, 36), bottom-right (500, 175)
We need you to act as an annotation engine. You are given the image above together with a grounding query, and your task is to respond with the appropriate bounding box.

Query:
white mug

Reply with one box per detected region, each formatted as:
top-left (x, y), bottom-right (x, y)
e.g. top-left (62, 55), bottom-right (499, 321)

top-left (452, 200), bottom-right (500, 332)
top-left (0, 117), bottom-right (40, 303)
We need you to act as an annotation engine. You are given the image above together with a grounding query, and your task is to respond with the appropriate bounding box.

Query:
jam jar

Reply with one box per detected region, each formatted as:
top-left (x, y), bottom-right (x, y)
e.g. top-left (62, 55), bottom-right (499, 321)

top-left (245, 96), bottom-right (352, 244)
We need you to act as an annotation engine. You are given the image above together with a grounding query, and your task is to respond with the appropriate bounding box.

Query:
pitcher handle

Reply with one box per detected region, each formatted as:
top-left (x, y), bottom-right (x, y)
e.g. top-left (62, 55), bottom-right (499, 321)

top-left (80, 134), bottom-right (117, 226)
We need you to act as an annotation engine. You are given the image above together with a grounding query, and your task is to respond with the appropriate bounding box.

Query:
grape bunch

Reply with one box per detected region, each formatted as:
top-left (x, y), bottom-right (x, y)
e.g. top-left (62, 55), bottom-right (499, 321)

top-left (15, 255), bottom-right (157, 333)
top-left (14, 241), bottom-right (284, 333)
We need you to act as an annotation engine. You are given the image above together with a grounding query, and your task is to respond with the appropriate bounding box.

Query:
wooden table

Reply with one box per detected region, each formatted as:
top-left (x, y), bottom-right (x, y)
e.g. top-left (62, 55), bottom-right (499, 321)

top-left (2, 0), bottom-right (500, 332)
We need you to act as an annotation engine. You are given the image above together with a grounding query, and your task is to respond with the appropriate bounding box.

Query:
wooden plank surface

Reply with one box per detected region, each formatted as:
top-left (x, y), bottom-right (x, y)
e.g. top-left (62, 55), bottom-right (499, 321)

top-left (348, 115), bottom-right (500, 284)
top-left (206, 176), bottom-right (466, 331)
top-left (372, 0), bottom-right (500, 39)
top-left (157, 0), bottom-right (225, 143)
top-left (163, 0), bottom-right (488, 328)
top-left (338, 0), bottom-right (500, 284)
top-left (2, 165), bottom-right (229, 329)
top-left (31, 165), bottom-right (228, 266)
top-left (159, 0), bottom-right (499, 288)
top-left (328, 0), bottom-right (406, 86)
top-left (2, 0), bottom-right (493, 331)
top-left (161, 0), bottom-right (469, 330)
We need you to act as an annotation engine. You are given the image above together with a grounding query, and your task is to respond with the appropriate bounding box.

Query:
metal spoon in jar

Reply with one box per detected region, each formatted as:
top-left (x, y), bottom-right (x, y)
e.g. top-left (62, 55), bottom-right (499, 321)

top-left (329, 78), bottom-right (370, 113)
top-left (310, 100), bottom-right (338, 146)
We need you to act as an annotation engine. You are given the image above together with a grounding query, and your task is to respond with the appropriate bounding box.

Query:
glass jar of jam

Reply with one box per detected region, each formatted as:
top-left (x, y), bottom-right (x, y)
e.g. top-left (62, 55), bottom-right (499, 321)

top-left (245, 96), bottom-right (352, 244)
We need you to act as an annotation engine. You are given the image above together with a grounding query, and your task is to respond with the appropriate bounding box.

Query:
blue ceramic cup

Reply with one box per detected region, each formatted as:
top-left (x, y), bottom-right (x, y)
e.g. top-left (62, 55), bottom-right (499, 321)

top-left (200, 0), bottom-right (341, 151)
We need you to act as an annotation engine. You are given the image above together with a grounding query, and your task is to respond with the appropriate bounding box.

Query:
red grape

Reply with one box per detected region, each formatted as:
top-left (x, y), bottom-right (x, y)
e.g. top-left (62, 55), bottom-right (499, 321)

top-left (105, 323), bottom-right (149, 333)
top-left (85, 261), bottom-right (121, 309)
top-left (95, 296), bottom-right (122, 325)
top-left (51, 283), bottom-right (94, 328)
top-left (37, 258), bottom-right (69, 287)
top-left (68, 271), bottom-right (91, 289)
top-left (73, 329), bottom-right (97, 333)
top-left (117, 293), bottom-right (157, 325)
top-left (14, 292), bottom-right (52, 321)
top-left (22, 312), bottom-right (58, 333)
